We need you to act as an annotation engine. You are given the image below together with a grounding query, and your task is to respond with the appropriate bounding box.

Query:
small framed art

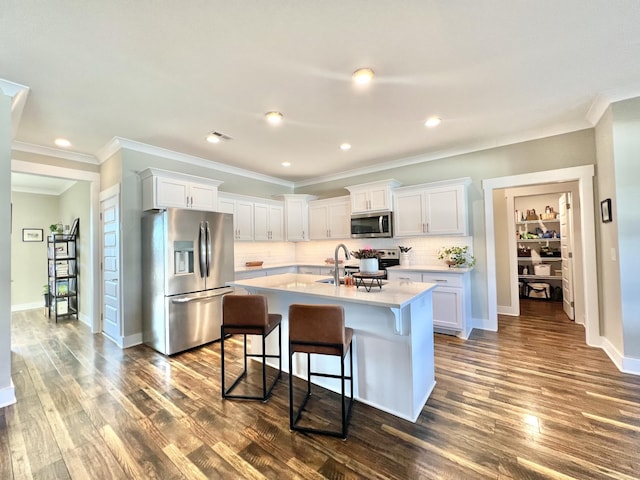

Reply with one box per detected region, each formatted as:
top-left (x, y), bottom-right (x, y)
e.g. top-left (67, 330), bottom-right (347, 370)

top-left (22, 228), bottom-right (44, 242)
top-left (600, 198), bottom-right (612, 223)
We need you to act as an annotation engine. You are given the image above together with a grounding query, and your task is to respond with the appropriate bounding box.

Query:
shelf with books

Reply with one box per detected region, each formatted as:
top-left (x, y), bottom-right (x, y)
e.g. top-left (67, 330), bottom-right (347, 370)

top-left (47, 234), bottom-right (78, 322)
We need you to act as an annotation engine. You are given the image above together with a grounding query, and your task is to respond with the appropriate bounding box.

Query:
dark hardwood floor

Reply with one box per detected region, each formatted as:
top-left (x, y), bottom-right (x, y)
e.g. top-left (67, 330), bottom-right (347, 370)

top-left (2, 301), bottom-right (639, 479)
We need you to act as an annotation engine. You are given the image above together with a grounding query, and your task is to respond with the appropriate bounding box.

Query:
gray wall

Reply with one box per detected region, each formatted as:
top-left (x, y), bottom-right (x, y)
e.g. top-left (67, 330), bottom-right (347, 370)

top-left (59, 181), bottom-right (91, 321)
top-left (594, 107), bottom-right (623, 352)
top-left (10, 191), bottom-right (60, 306)
top-left (611, 98), bottom-right (640, 358)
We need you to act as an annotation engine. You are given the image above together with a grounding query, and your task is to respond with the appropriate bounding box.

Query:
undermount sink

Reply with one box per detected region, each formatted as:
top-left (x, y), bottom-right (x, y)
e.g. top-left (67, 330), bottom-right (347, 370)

top-left (315, 277), bottom-right (345, 285)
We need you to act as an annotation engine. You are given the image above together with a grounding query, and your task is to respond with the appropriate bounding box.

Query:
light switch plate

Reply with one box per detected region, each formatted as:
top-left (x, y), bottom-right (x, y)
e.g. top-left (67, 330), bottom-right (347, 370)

top-left (611, 247), bottom-right (617, 261)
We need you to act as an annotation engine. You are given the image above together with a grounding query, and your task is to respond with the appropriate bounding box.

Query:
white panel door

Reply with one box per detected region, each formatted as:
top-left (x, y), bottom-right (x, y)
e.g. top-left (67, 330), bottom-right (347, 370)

top-left (101, 192), bottom-right (121, 341)
top-left (560, 193), bottom-right (574, 320)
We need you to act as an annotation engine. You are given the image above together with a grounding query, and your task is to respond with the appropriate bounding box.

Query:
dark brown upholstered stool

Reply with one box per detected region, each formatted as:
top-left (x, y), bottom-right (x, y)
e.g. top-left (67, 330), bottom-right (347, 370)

top-left (288, 304), bottom-right (354, 439)
top-left (221, 294), bottom-right (282, 401)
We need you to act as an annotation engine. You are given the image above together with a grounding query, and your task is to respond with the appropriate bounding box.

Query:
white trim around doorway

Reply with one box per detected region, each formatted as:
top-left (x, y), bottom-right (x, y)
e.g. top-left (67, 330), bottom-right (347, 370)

top-left (11, 159), bottom-right (101, 334)
top-left (482, 165), bottom-right (599, 347)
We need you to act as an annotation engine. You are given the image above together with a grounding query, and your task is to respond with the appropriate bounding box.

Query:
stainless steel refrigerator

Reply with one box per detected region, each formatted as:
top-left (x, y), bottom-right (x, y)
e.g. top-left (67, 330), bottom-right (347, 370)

top-left (142, 208), bottom-right (234, 355)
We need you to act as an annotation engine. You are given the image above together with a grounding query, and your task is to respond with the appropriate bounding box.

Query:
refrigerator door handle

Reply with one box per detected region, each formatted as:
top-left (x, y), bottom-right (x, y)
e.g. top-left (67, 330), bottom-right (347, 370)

top-left (198, 221), bottom-right (207, 278)
top-left (205, 221), bottom-right (212, 277)
top-left (171, 287), bottom-right (233, 304)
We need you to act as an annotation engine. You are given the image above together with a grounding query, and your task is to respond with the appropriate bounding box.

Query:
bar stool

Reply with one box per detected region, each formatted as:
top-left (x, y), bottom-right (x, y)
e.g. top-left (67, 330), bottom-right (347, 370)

top-left (288, 304), bottom-right (354, 439)
top-left (221, 294), bottom-right (282, 401)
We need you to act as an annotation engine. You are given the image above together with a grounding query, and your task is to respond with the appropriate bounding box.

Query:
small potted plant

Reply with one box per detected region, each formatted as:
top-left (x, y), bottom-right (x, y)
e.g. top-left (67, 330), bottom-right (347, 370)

top-left (351, 247), bottom-right (383, 273)
top-left (437, 246), bottom-right (476, 268)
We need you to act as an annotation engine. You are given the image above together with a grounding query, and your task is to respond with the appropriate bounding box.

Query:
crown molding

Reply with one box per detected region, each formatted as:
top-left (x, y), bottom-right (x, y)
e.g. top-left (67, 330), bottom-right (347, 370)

top-left (294, 120), bottom-right (592, 188)
top-left (11, 182), bottom-right (76, 196)
top-left (12, 141), bottom-right (99, 165)
top-left (585, 86), bottom-right (640, 126)
top-left (0, 79), bottom-right (30, 138)
top-left (97, 137), bottom-right (294, 188)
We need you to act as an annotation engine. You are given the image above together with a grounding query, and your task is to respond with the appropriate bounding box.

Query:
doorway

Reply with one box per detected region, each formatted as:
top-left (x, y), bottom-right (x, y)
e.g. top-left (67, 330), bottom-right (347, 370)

top-left (482, 165), bottom-right (600, 347)
top-left (11, 159), bottom-right (101, 333)
top-left (498, 184), bottom-right (579, 321)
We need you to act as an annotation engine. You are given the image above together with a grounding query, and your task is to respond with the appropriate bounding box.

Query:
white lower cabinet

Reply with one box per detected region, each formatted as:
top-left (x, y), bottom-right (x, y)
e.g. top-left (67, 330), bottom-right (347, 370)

top-left (387, 269), bottom-right (471, 336)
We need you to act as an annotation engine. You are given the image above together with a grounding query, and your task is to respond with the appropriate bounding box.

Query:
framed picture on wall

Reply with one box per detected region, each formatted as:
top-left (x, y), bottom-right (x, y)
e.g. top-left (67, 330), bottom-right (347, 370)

top-left (600, 198), bottom-right (612, 223)
top-left (22, 228), bottom-right (43, 242)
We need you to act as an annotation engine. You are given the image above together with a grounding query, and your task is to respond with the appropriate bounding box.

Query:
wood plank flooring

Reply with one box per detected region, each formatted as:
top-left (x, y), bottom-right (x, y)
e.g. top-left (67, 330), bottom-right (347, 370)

top-left (2, 301), bottom-right (639, 479)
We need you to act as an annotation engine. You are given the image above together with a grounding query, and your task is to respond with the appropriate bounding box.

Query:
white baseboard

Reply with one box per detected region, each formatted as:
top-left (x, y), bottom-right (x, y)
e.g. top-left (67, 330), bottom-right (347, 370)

top-left (497, 304), bottom-right (519, 316)
top-left (104, 332), bottom-right (143, 349)
top-left (471, 316), bottom-right (497, 332)
top-left (123, 333), bottom-right (143, 349)
top-left (11, 302), bottom-right (43, 312)
top-left (0, 380), bottom-right (16, 408)
top-left (78, 312), bottom-right (91, 327)
top-left (601, 337), bottom-right (640, 376)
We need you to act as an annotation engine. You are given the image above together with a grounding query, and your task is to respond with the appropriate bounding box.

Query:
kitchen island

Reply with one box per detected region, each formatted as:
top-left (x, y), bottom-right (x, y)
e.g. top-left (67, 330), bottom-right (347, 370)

top-left (226, 273), bottom-right (438, 422)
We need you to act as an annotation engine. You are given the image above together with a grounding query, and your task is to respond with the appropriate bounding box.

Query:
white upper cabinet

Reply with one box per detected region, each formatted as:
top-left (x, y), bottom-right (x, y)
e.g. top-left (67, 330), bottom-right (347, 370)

top-left (393, 178), bottom-right (470, 237)
top-left (253, 202), bottom-right (284, 241)
top-left (274, 194), bottom-right (317, 242)
top-left (140, 168), bottom-right (222, 211)
top-left (218, 194), bottom-right (254, 241)
top-left (345, 179), bottom-right (401, 213)
top-left (309, 196), bottom-right (350, 240)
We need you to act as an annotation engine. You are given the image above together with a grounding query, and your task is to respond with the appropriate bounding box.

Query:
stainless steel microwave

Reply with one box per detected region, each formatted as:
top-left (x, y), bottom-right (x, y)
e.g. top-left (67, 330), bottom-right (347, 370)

top-left (350, 212), bottom-right (393, 238)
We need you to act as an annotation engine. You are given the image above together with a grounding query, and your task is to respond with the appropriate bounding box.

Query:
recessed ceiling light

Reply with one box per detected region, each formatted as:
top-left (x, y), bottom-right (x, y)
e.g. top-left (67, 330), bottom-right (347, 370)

top-left (352, 68), bottom-right (374, 85)
top-left (206, 133), bottom-right (221, 144)
top-left (281, 162), bottom-right (291, 167)
top-left (265, 111), bottom-right (284, 125)
top-left (54, 138), bottom-right (71, 147)
top-left (424, 116), bottom-right (441, 128)
top-left (340, 143), bottom-right (351, 151)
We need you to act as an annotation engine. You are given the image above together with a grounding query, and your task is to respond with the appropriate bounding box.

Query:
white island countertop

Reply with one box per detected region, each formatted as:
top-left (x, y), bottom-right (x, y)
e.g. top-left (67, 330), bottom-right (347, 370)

top-left (227, 273), bottom-right (437, 309)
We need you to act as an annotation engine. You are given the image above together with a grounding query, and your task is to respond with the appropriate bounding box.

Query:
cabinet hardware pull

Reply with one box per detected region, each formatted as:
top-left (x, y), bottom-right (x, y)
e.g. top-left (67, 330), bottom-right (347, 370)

top-left (434, 279), bottom-right (448, 283)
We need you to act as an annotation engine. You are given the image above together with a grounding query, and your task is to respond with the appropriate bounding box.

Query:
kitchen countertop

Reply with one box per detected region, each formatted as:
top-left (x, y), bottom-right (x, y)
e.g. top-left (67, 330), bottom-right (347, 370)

top-left (387, 264), bottom-right (473, 274)
top-left (234, 261), bottom-right (358, 273)
top-left (227, 273), bottom-right (437, 309)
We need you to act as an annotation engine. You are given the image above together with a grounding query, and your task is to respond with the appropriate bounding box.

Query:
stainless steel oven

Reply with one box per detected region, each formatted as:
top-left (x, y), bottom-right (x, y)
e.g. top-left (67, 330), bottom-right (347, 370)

top-left (350, 212), bottom-right (393, 238)
top-left (344, 248), bottom-right (400, 279)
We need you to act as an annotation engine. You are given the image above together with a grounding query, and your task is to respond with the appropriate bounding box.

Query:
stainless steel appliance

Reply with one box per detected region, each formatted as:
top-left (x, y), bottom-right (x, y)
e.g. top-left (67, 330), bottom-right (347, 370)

top-left (344, 248), bottom-right (400, 279)
top-left (142, 208), bottom-right (234, 355)
top-left (350, 211), bottom-right (393, 238)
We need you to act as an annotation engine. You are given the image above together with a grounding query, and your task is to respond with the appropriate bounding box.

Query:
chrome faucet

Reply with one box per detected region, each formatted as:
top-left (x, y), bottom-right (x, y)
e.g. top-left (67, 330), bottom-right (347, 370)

top-left (334, 243), bottom-right (351, 285)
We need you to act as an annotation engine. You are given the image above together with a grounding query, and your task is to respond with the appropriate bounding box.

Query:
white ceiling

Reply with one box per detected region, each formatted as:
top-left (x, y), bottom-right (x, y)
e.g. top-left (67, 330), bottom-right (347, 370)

top-left (3, 1), bottom-right (640, 184)
top-left (11, 173), bottom-right (76, 195)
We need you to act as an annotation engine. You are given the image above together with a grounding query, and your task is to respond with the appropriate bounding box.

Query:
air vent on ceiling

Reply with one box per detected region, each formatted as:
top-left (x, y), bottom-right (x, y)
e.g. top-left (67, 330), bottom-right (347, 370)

top-left (209, 131), bottom-right (232, 141)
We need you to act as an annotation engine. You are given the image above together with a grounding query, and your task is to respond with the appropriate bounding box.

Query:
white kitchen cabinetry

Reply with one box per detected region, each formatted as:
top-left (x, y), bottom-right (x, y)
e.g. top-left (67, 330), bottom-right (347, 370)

top-left (217, 194), bottom-right (254, 241)
top-left (387, 268), bottom-right (471, 337)
top-left (345, 179), bottom-right (401, 214)
top-left (254, 202), bottom-right (284, 241)
top-left (140, 168), bottom-right (222, 211)
top-left (309, 196), bottom-right (350, 240)
top-left (275, 194), bottom-right (317, 242)
top-left (393, 178), bottom-right (470, 237)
